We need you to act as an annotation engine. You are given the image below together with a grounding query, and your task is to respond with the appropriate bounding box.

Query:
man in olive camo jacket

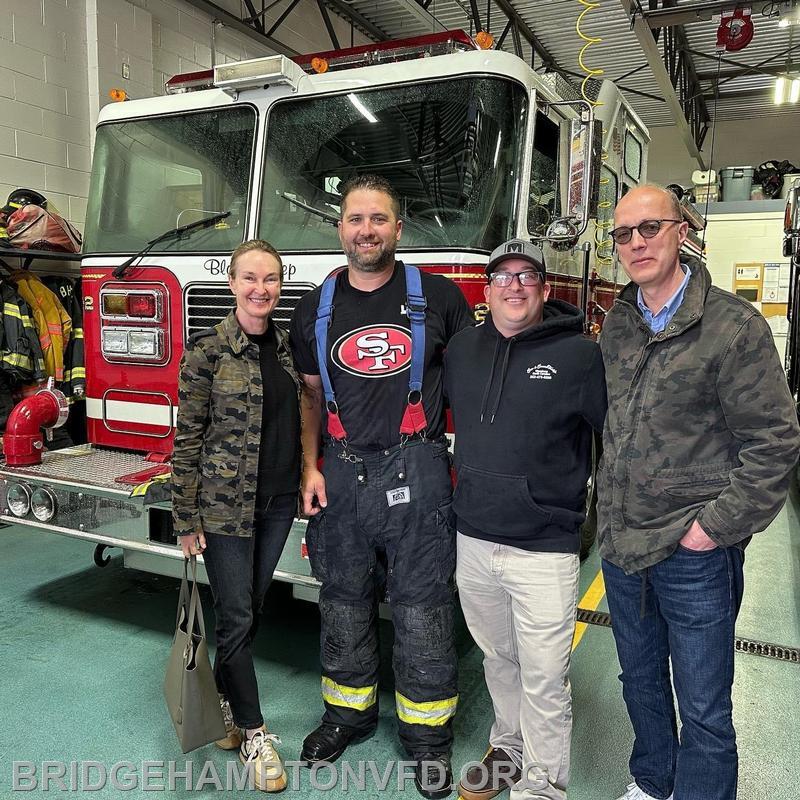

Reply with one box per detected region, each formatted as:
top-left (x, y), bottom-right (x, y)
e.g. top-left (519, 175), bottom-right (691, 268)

top-left (598, 185), bottom-right (799, 800)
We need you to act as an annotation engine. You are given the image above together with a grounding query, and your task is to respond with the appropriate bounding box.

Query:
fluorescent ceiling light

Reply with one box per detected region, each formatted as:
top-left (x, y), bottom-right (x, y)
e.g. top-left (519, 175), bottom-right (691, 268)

top-left (791, 78), bottom-right (800, 103)
top-left (348, 93), bottom-right (378, 123)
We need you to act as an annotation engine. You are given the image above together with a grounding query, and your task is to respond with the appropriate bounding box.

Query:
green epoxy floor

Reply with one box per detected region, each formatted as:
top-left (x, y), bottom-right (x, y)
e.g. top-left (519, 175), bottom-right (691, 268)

top-left (0, 488), bottom-right (798, 798)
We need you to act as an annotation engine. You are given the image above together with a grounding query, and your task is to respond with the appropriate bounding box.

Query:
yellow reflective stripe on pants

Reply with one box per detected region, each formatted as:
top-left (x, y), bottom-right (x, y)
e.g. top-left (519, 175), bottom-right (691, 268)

top-left (321, 677), bottom-right (377, 711)
top-left (395, 691), bottom-right (458, 726)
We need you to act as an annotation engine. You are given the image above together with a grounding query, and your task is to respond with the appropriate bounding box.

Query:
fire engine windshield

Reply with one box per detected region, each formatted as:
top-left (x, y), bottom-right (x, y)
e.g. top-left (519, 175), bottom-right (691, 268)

top-left (83, 107), bottom-right (256, 253)
top-left (259, 77), bottom-right (527, 250)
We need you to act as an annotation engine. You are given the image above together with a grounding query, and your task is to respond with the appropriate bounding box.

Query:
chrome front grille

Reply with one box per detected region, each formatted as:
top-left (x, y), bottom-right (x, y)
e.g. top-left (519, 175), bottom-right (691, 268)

top-left (184, 282), bottom-right (315, 339)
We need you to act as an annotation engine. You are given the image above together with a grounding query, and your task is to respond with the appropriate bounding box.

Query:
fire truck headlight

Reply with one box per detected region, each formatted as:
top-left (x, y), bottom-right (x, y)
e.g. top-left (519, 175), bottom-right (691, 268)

top-left (30, 487), bottom-right (57, 522)
top-left (6, 483), bottom-right (31, 517)
top-left (103, 329), bottom-right (129, 354)
top-left (128, 330), bottom-right (160, 356)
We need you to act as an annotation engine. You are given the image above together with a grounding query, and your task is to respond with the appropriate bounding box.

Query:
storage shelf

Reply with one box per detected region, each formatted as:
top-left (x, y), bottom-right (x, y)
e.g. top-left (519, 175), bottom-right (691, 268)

top-left (0, 247), bottom-right (82, 264)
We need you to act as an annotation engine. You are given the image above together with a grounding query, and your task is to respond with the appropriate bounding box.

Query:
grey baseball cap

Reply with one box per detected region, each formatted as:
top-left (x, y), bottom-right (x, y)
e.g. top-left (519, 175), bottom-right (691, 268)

top-left (485, 238), bottom-right (546, 280)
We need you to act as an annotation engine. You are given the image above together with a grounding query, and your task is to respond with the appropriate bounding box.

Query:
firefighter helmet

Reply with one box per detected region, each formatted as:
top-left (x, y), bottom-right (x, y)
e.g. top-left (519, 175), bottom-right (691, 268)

top-left (4, 188), bottom-right (47, 212)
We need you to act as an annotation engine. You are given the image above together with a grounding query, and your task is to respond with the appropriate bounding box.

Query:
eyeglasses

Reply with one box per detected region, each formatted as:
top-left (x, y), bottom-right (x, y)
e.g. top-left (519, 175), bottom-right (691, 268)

top-left (488, 270), bottom-right (542, 288)
top-left (610, 219), bottom-right (683, 245)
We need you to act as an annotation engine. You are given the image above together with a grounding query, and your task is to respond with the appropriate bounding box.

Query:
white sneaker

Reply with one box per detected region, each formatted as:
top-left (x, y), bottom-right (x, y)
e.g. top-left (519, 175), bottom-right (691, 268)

top-left (215, 697), bottom-right (243, 750)
top-left (240, 730), bottom-right (287, 793)
top-left (616, 781), bottom-right (673, 800)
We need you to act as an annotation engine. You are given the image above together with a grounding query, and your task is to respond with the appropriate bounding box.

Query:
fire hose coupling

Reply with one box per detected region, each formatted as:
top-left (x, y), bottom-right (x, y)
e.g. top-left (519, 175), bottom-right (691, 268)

top-left (4, 379), bottom-right (69, 466)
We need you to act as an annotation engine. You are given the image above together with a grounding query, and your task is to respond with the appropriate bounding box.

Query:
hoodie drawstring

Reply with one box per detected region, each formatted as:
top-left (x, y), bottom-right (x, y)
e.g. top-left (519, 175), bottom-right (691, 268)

top-left (479, 337), bottom-right (501, 423)
top-left (488, 338), bottom-right (514, 424)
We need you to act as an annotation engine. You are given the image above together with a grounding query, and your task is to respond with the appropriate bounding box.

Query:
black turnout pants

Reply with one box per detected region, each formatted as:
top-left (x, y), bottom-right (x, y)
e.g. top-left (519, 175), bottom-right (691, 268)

top-left (305, 437), bottom-right (458, 755)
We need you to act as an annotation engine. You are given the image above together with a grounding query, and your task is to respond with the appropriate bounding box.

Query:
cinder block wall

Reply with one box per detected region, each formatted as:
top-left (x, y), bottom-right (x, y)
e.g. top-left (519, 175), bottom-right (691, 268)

top-left (1, 0), bottom-right (92, 230)
top-left (1, 0), bottom-right (369, 233)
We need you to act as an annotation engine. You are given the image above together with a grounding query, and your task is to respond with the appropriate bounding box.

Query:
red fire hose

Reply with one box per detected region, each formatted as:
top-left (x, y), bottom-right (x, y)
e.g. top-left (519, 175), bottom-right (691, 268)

top-left (4, 384), bottom-right (69, 466)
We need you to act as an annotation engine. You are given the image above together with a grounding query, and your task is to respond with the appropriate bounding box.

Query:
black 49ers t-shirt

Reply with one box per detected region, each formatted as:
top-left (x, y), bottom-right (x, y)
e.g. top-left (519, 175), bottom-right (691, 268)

top-left (290, 261), bottom-right (472, 450)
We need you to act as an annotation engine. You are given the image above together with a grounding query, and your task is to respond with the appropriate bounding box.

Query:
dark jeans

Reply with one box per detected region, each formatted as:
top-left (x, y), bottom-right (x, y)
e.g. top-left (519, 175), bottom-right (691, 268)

top-left (305, 437), bottom-right (458, 754)
top-left (202, 492), bottom-right (296, 729)
top-left (602, 545), bottom-right (745, 800)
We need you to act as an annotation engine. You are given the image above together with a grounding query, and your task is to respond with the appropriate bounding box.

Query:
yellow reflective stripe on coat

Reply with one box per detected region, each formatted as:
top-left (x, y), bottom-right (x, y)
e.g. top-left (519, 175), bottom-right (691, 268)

top-left (321, 677), bottom-right (377, 711)
top-left (1, 352), bottom-right (32, 369)
top-left (3, 302), bottom-right (22, 320)
top-left (395, 692), bottom-right (458, 726)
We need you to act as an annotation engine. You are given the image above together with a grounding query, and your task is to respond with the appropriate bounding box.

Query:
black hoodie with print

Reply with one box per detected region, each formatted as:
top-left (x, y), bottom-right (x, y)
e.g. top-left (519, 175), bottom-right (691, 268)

top-left (444, 300), bottom-right (607, 553)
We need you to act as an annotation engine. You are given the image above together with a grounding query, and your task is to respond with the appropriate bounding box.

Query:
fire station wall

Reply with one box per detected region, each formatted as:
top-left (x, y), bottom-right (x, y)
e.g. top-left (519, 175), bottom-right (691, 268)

top-left (0, 0), bottom-right (92, 232)
top-left (646, 118), bottom-right (800, 187)
top-left (0, 0), bottom-right (368, 234)
top-left (704, 209), bottom-right (787, 354)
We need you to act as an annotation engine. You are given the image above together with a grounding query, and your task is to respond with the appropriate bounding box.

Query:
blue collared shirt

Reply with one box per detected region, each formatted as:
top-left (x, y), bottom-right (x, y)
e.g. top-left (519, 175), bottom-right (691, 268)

top-left (637, 265), bottom-right (692, 334)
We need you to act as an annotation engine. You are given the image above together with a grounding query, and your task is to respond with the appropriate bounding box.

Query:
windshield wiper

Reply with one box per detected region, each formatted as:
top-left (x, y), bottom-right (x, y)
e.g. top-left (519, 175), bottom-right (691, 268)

top-left (280, 193), bottom-right (339, 225)
top-left (112, 211), bottom-right (231, 279)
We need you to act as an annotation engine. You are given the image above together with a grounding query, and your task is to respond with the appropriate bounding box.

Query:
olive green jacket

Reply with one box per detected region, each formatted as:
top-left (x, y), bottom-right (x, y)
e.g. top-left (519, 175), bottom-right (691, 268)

top-left (171, 312), bottom-right (300, 538)
top-left (598, 258), bottom-right (800, 574)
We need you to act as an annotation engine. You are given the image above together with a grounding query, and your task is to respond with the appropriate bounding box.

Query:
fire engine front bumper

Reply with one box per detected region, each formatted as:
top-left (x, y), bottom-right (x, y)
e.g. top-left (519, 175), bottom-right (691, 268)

top-left (0, 444), bottom-right (316, 588)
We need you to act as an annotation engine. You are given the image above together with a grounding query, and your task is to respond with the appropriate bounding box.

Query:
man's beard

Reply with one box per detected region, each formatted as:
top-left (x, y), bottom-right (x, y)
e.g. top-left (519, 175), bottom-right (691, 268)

top-left (346, 240), bottom-right (397, 273)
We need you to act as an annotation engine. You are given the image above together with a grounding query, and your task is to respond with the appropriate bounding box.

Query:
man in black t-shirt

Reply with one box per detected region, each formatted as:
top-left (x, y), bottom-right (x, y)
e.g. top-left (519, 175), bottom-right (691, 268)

top-left (290, 175), bottom-right (471, 799)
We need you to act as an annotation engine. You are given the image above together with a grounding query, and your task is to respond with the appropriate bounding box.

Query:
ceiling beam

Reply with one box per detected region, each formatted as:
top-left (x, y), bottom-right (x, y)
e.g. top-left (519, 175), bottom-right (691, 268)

top-left (321, 0), bottom-right (389, 41)
top-left (699, 63), bottom-right (800, 81)
top-left (384, 0), bottom-right (447, 32)
top-left (708, 87), bottom-right (783, 101)
top-left (266, 0), bottom-right (302, 39)
top-left (316, 0), bottom-right (341, 50)
top-left (620, 0), bottom-right (707, 168)
top-left (639, 1), bottom-right (775, 28)
top-left (182, 0), bottom-right (298, 56)
top-left (241, 0), bottom-right (265, 33)
top-left (491, 0), bottom-right (557, 68)
top-left (556, 66), bottom-right (665, 102)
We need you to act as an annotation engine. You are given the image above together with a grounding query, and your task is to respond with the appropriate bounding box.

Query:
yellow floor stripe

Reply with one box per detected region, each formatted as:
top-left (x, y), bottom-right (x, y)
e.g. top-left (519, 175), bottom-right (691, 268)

top-left (571, 569), bottom-right (606, 652)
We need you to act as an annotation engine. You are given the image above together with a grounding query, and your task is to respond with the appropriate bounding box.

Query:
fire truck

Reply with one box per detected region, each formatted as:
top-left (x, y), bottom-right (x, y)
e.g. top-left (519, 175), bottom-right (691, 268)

top-left (0, 31), bottom-right (649, 596)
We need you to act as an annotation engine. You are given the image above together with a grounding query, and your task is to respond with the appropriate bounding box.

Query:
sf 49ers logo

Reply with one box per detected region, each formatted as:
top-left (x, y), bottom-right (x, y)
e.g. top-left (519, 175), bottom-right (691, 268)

top-left (332, 325), bottom-right (412, 377)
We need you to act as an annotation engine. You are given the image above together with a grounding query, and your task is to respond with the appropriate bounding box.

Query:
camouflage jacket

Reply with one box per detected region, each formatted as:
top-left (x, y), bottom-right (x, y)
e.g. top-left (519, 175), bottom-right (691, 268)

top-left (171, 311), bottom-right (300, 538)
top-left (598, 257), bottom-right (800, 574)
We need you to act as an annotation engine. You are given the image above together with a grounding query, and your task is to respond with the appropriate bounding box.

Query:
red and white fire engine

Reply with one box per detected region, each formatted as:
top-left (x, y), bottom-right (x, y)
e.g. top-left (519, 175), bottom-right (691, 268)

top-left (0, 31), bottom-right (649, 594)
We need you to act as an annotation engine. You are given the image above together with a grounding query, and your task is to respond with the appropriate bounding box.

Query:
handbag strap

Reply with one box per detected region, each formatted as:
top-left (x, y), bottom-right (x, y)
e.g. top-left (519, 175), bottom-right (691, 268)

top-left (185, 555), bottom-right (207, 638)
top-left (176, 557), bottom-right (191, 629)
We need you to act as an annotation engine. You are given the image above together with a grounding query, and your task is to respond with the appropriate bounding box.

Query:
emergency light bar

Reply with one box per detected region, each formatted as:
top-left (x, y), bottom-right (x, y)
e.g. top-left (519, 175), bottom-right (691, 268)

top-left (293, 30), bottom-right (479, 74)
top-left (213, 55), bottom-right (304, 94)
top-left (164, 69), bottom-right (214, 94)
top-left (165, 31), bottom-right (478, 95)
top-left (165, 30), bottom-right (481, 94)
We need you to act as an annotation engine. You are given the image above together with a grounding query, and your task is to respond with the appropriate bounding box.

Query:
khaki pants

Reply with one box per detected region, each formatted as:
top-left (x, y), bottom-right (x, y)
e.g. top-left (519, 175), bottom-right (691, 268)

top-left (456, 533), bottom-right (579, 800)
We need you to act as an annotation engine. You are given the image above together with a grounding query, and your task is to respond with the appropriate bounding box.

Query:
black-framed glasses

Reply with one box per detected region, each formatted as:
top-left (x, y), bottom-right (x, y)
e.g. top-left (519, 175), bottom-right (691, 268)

top-left (610, 219), bottom-right (683, 245)
top-left (488, 270), bottom-right (542, 288)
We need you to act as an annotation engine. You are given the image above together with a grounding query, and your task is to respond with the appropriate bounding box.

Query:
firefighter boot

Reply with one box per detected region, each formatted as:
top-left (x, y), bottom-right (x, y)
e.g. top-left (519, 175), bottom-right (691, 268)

top-left (413, 753), bottom-right (453, 799)
top-left (300, 722), bottom-right (374, 764)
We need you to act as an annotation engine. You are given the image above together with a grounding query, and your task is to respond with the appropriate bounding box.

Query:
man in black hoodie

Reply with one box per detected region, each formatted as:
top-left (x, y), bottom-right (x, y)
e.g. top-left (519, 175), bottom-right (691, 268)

top-left (444, 239), bottom-right (606, 800)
